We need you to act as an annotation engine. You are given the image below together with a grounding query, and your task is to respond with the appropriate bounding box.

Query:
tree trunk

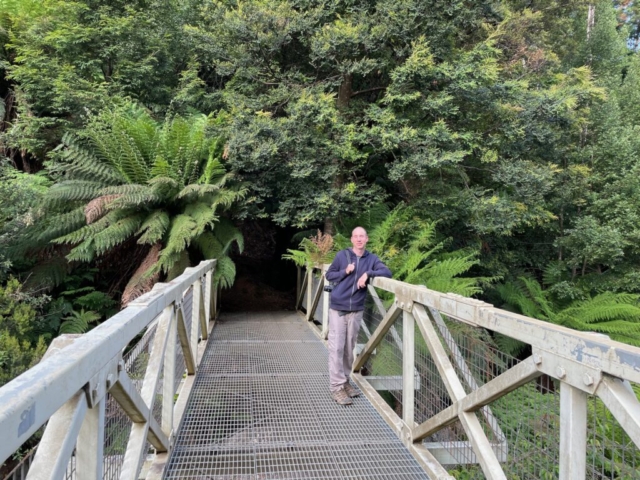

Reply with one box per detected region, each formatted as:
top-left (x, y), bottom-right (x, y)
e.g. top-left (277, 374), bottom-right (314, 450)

top-left (587, 4), bottom-right (595, 41)
top-left (324, 74), bottom-right (353, 235)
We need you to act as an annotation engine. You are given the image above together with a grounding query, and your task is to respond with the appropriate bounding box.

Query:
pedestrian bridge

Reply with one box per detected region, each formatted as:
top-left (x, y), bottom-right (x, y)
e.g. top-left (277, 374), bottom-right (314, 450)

top-left (2, 260), bottom-right (640, 480)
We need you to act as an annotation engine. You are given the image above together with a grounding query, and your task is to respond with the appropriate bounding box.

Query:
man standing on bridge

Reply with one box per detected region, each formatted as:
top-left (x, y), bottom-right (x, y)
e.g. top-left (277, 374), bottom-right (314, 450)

top-left (325, 227), bottom-right (392, 405)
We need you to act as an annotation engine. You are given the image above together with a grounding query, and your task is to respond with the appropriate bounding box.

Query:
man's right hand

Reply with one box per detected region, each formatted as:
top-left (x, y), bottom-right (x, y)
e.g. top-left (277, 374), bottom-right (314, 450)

top-left (345, 263), bottom-right (355, 274)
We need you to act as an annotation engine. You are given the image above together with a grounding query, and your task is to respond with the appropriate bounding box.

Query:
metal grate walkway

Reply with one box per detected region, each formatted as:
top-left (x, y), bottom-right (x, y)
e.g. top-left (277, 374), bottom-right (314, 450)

top-left (163, 311), bottom-right (430, 479)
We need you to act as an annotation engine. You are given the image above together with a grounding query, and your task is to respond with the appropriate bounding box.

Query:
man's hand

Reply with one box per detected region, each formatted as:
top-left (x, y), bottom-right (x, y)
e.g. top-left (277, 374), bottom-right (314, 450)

top-left (357, 272), bottom-right (368, 289)
top-left (345, 263), bottom-right (355, 275)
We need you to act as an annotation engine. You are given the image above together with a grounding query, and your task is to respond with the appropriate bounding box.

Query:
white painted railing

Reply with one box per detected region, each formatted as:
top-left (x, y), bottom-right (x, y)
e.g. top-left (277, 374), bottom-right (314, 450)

top-left (0, 260), bottom-right (217, 480)
top-left (298, 264), bottom-right (640, 479)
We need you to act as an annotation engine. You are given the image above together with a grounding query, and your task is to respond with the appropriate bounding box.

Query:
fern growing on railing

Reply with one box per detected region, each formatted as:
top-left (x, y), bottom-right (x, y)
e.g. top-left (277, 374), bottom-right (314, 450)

top-left (29, 103), bottom-right (245, 303)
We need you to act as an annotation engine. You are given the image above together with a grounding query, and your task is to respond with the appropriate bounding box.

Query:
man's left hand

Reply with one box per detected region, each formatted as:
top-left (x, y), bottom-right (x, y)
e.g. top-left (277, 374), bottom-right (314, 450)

top-left (357, 272), bottom-right (368, 289)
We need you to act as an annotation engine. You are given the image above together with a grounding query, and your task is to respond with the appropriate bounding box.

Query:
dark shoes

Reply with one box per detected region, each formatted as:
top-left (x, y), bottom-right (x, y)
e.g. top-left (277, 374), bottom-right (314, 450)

top-left (331, 382), bottom-right (361, 405)
top-left (344, 382), bottom-right (360, 398)
top-left (331, 387), bottom-right (353, 405)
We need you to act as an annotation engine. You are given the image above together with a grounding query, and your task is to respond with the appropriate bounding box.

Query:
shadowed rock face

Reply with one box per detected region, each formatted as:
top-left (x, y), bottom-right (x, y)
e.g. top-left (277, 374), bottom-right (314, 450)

top-left (223, 220), bottom-right (299, 312)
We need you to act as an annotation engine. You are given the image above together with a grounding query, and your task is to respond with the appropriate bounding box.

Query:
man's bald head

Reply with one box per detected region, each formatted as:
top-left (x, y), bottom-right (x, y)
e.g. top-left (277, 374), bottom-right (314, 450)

top-left (351, 226), bottom-right (368, 254)
top-left (352, 226), bottom-right (367, 237)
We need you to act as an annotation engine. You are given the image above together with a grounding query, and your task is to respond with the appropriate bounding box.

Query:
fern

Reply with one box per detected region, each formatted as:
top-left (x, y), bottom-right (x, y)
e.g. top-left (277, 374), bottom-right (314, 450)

top-left (366, 205), bottom-right (492, 295)
top-left (46, 181), bottom-right (104, 204)
top-left (184, 202), bottom-right (218, 237)
top-left (37, 207), bottom-right (86, 242)
top-left (66, 239), bottom-right (96, 263)
top-left (37, 103), bottom-right (243, 294)
top-left (213, 218), bottom-right (244, 255)
top-left (214, 255), bottom-right (236, 289)
top-left (92, 214), bottom-right (144, 256)
top-left (59, 309), bottom-right (101, 334)
top-left (494, 278), bottom-right (640, 347)
top-left (137, 210), bottom-right (170, 245)
top-left (194, 232), bottom-right (225, 259)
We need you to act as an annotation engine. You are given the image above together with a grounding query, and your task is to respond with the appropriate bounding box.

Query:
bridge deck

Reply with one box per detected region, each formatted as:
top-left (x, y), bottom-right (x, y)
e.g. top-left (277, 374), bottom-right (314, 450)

top-left (163, 311), bottom-right (429, 479)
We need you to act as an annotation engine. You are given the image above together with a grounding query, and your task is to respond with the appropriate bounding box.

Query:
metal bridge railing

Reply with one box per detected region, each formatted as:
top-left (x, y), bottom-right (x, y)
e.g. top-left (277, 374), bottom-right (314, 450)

top-left (298, 264), bottom-right (640, 480)
top-left (0, 260), bottom-right (218, 480)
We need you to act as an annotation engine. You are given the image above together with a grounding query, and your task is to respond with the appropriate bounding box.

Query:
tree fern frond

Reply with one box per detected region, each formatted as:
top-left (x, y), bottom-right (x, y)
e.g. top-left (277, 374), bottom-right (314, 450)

top-left (37, 207), bottom-right (86, 242)
top-left (52, 210), bottom-right (126, 245)
top-left (61, 144), bottom-right (124, 185)
top-left (193, 232), bottom-right (224, 259)
top-left (184, 202), bottom-right (218, 236)
top-left (46, 181), bottom-right (104, 203)
top-left (93, 214), bottom-right (144, 256)
top-left (493, 333), bottom-right (528, 357)
top-left (137, 210), bottom-right (171, 245)
top-left (177, 182), bottom-right (229, 200)
top-left (213, 218), bottom-right (244, 255)
top-left (66, 239), bottom-right (96, 262)
top-left (214, 255), bottom-right (236, 289)
top-left (107, 188), bottom-right (162, 209)
top-left (281, 248), bottom-right (309, 267)
top-left (199, 150), bottom-right (227, 184)
top-left (162, 214), bottom-right (198, 259)
top-left (59, 309), bottom-right (101, 334)
top-left (23, 257), bottom-right (70, 291)
top-left (427, 256), bottom-right (480, 279)
top-left (211, 186), bottom-right (248, 209)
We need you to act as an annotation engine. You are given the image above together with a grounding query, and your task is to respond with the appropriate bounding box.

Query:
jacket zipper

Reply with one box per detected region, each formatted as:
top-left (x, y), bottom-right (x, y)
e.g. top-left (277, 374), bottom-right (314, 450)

top-left (350, 253), bottom-right (360, 311)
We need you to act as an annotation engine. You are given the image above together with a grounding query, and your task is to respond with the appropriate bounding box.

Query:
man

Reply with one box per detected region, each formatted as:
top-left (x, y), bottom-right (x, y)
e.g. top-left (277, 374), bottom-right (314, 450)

top-left (325, 227), bottom-right (392, 405)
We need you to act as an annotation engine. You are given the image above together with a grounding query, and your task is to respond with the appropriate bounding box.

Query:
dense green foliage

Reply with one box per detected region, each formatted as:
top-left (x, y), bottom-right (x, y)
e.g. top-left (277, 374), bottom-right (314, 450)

top-left (0, 277), bottom-right (46, 386)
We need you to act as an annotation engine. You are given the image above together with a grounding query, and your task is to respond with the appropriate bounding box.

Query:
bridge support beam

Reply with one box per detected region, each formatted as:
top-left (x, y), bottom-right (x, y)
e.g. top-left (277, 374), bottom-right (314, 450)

top-left (559, 382), bottom-right (587, 480)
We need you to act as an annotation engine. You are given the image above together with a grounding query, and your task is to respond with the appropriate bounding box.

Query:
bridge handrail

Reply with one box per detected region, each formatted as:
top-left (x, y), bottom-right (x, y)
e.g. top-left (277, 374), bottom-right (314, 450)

top-left (298, 263), bottom-right (640, 480)
top-left (0, 259), bottom-right (217, 479)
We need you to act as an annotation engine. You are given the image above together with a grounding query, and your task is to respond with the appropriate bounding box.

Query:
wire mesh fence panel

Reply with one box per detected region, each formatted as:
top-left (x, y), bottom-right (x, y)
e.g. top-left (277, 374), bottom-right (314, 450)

top-left (102, 322), bottom-right (159, 480)
top-left (587, 389), bottom-right (640, 479)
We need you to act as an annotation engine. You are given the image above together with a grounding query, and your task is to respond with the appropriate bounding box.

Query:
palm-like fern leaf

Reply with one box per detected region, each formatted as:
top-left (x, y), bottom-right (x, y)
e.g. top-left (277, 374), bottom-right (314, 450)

top-left (213, 218), bottom-right (244, 255)
top-left (214, 255), bottom-right (236, 289)
top-left (92, 214), bottom-right (145, 256)
top-left (137, 210), bottom-right (171, 245)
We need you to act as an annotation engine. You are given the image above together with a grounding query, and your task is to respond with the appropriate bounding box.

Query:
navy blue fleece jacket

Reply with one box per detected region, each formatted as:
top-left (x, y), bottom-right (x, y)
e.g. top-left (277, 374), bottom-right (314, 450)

top-left (325, 248), bottom-right (392, 311)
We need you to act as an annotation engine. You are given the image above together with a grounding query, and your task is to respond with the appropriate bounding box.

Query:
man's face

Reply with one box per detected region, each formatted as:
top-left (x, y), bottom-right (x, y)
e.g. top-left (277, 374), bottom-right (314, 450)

top-left (351, 228), bottom-right (368, 250)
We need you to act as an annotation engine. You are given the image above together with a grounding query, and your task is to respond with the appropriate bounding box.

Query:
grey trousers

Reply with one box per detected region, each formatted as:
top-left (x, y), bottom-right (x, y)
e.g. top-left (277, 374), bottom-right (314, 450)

top-left (328, 308), bottom-right (364, 393)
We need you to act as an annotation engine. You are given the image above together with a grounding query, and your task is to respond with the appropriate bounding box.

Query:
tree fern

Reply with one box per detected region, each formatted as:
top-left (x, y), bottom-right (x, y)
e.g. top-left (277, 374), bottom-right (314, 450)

top-left (32, 103), bottom-right (243, 299)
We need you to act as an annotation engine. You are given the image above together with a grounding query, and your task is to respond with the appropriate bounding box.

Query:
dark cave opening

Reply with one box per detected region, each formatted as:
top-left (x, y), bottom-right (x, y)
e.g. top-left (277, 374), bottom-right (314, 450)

top-left (220, 220), bottom-right (304, 312)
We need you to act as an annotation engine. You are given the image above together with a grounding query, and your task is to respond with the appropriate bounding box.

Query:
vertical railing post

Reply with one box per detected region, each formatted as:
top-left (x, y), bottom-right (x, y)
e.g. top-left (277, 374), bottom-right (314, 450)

top-left (296, 266), bottom-right (301, 303)
top-left (403, 309), bottom-right (415, 427)
top-left (191, 279), bottom-right (202, 357)
top-left (162, 305), bottom-right (177, 439)
top-left (322, 289), bottom-right (330, 339)
top-left (306, 265), bottom-right (313, 318)
top-left (76, 397), bottom-right (105, 480)
top-left (205, 269), bottom-right (213, 321)
top-left (559, 381), bottom-right (587, 479)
